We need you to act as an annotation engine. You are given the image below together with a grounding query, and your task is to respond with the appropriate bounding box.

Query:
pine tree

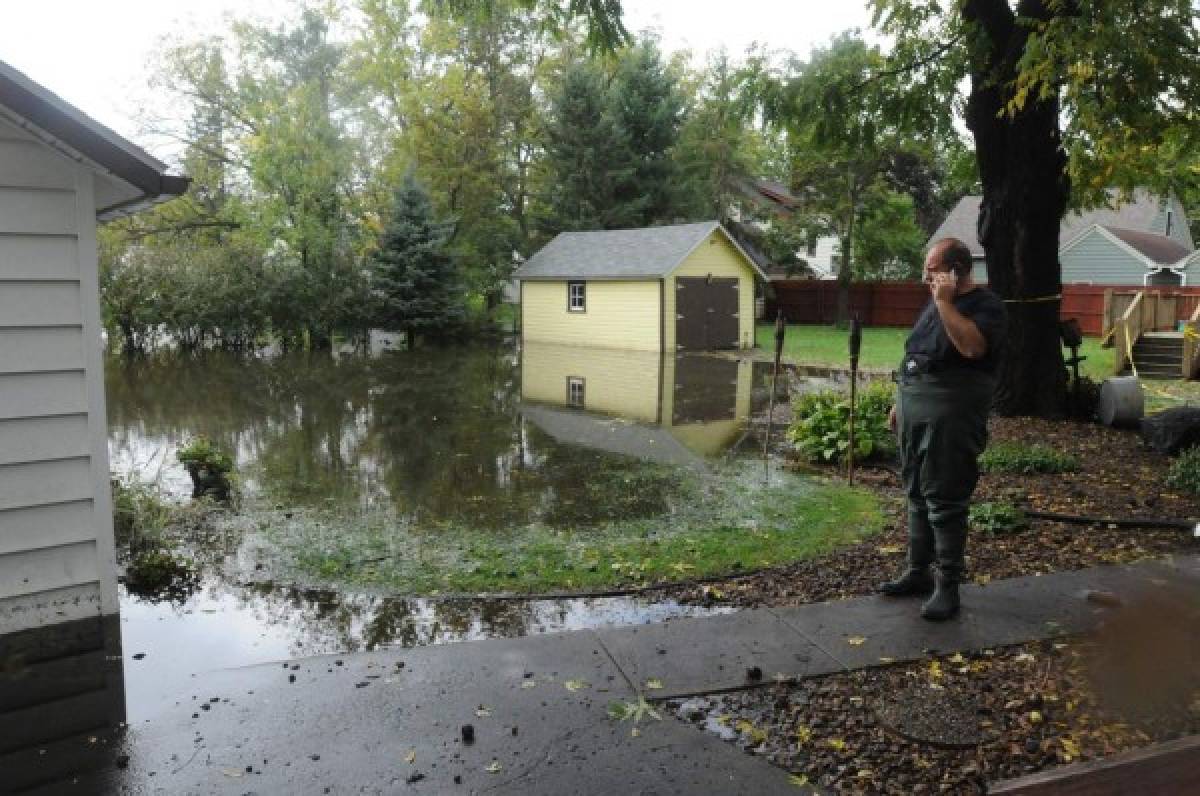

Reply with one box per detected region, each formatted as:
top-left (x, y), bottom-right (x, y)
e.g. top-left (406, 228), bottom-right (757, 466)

top-left (609, 40), bottom-right (685, 226)
top-left (371, 173), bottom-right (465, 347)
top-left (541, 62), bottom-right (634, 234)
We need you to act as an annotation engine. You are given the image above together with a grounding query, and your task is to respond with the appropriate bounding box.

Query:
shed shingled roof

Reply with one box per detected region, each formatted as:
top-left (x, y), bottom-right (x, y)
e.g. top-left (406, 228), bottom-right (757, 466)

top-left (514, 221), bottom-right (766, 281)
top-left (930, 191), bottom-right (1180, 258)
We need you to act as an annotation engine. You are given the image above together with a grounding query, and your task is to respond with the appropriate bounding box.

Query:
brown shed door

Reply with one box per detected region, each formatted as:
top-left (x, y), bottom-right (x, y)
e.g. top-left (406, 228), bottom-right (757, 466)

top-left (675, 277), bottom-right (739, 351)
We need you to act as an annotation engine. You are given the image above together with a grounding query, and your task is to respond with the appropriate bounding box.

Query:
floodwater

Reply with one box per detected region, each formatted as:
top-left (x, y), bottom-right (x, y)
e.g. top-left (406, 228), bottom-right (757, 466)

top-left (4, 341), bottom-right (864, 790)
top-left (100, 341), bottom-right (804, 717)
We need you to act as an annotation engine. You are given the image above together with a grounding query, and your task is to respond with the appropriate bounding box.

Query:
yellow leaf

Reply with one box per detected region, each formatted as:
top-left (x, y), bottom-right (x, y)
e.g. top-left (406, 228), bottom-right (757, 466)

top-left (644, 678), bottom-right (664, 690)
top-left (948, 653), bottom-right (966, 665)
top-left (846, 636), bottom-right (867, 646)
top-left (631, 726), bottom-right (641, 738)
top-left (795, 725), bottom-right (812, 745)
top-left (878, 656), bottom-right (895, 664)
top-left (1030, 710), bottom-right (1044, 724)
top-left (928, 660), bottom-right (943, 679)
top-left (1061, 737), bottom-right (1080, 759)
top-left (876, 545), bottom-right (903, 555)
top-left (827, 738), bottom-right (846, 751)
top-left (565, 679), bottom-right (590, 692)
top-left (485, 760), bottom-right (503, 773)
top-left (405, 750), bottom-right (416, 764)
top-left (789, 773), bottom-right (810, 787)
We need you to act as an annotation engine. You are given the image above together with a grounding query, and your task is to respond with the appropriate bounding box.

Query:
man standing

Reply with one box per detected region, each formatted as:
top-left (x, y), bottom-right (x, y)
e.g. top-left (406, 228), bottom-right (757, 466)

top-left (879, 238), bottom-right (1006, 620)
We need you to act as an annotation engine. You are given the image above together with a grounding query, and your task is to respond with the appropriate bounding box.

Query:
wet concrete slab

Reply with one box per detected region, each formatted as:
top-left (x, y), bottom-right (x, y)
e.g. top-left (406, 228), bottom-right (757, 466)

top-left (92, 630), bottom-right (798, 795)
top-left (595, 609), bottom-right (843, 699)
top-left (767, 561), bottom-right (1186, 671)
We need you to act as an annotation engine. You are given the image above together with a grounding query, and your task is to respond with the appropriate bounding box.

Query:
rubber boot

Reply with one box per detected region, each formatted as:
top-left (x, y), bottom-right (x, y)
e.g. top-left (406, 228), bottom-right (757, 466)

top-left (921, 572), bottom-right (960, 621)
top-left (879, 510), bottom-right (935, 596)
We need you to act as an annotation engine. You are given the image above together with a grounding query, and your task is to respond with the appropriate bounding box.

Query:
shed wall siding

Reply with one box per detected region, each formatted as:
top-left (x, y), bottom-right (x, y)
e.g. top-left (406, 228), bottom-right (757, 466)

top-left (0, 151), bottom-right (109, 632)
top-left (522, 280), bottom-right (660, 350)
top-left (664, 232), bottom-right (756, 351)
top-left (1061, 230), bottom-right (1150, 284)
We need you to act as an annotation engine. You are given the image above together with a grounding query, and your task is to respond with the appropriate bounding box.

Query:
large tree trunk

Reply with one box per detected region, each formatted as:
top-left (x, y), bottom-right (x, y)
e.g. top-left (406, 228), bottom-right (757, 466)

top-left (963, 0), bottom-right (1069, 417)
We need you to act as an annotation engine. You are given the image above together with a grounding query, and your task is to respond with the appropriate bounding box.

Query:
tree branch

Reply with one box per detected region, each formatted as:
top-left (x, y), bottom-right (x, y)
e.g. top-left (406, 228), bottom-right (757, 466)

top-left (850, 34), bottom-right (964, 93)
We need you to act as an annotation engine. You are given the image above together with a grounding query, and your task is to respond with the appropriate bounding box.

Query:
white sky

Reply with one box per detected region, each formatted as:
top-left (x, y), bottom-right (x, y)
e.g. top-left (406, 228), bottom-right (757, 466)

top-left (0, 1), bottom-right (873, 160)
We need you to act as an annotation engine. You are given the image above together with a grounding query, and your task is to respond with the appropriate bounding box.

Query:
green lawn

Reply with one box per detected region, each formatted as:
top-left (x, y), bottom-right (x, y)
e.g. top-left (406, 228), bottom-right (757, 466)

top-left (756, 323), bottom-right (1114, 381)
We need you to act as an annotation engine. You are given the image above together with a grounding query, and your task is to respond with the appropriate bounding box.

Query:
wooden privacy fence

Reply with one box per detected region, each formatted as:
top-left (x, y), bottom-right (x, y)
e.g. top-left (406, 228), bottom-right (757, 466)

top-left (766, 282), bottom-right (1200, 336)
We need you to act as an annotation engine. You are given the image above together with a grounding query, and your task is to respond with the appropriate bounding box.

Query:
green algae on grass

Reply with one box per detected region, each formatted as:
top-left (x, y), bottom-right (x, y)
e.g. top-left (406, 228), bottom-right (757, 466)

top-left (263, 460), bottom-right (883, 595)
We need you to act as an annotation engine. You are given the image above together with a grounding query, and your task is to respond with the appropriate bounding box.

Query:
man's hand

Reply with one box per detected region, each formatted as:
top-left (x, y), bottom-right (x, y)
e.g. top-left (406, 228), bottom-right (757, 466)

top-left (930, 271), bottom-right (957, 303)
top-left (888, 404), bottom-right (897, 433)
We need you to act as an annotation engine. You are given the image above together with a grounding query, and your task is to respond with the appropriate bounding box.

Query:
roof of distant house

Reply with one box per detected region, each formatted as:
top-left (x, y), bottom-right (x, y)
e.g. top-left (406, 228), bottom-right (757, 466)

top-left (513, 221), bottom-right (768, 281)
top-left (0, 59), bottom-right (189, 218)
top-left (929, 190), bottom-right (1190, 258)
top-left (1100, 226), bottom-right (1192, 265)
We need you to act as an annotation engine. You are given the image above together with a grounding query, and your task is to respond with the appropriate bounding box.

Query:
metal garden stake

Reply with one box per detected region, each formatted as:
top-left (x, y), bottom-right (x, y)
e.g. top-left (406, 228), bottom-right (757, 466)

top-left (763, 312), bottom-right (787, 468)
top-left (847, 316), bottom-right (863, 485)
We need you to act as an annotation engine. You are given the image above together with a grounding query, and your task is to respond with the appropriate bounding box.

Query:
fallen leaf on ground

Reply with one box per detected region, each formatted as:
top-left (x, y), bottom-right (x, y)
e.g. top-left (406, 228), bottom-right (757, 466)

top-left (404, 750), bottom-right (415, 764)
top-left (220, 769), bottom-right (243, 779)
top-left (795, 726), bottom-right (812, 745)
top-left (827, 738), bottom-right (846, 751)
top-left (475, 706), bottom-right (492, 717)
top-left (846, 636), bottom-right (867, 646)
top-left (520, 680), bottom-right (537, 689)
top-left (644, 678), bottom-right (664, 690)
top-left (789, 773), bottom-right (809, 787)
top-left (564, 679), bottom-right (590, 692)
top-left (485, 760), bottom-right (502, 773)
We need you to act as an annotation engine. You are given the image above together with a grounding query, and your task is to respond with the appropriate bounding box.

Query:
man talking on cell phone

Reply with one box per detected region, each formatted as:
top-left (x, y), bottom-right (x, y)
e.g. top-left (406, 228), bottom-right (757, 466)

top-left (879, 238), bottom-right (1006, 621)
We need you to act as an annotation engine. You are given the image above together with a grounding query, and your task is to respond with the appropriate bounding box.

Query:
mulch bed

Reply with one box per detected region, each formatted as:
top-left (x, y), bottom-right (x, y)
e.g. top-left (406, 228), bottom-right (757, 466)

top-left (656, 417), bottom-right (1200, 608)
top-left (656, 417), bottom-right (1200, 792)
top-left (670, 627), bottom-right (1200, 794)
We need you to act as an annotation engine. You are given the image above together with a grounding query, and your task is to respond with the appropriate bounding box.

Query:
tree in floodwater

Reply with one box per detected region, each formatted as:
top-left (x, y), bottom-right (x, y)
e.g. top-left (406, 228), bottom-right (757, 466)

top-left (370, 173), bottom-right (465, 347)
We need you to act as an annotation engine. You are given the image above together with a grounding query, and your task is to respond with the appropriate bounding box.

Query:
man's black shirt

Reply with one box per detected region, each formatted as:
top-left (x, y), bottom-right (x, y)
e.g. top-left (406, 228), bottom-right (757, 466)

top-left (903, 287), bottom-right (1006, 375)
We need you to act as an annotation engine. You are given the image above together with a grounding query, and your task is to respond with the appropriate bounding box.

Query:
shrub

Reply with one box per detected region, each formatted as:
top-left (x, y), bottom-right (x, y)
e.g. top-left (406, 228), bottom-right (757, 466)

top-left (1065, 375), bottom-right (1101, 421)
top-left (979, 442), bottom-right (1080, 474)
top-left (1167, 445), bottom-right (1200, 495)
top-left (123, 548), bottom-right (199, 601)
top-left (176, 436), bottom-right (234, 499)
top-left (969, 501), bottom-right (1028, 534)
top-left (787, 381), bottom-right (896, 465)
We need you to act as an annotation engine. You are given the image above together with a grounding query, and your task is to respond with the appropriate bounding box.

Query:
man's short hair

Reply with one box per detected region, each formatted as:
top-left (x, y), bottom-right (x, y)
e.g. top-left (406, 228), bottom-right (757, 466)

top-left (932, 238), bottom-right (974, 278)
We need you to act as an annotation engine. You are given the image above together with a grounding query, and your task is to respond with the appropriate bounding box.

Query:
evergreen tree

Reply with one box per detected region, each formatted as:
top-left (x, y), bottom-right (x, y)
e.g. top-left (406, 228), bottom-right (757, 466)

top-left (609, 40), bottom-right (685, 226)
top-left (540, 62), bottom-right (632, 233)
top-left (371, 173), bottom-right (465, 347)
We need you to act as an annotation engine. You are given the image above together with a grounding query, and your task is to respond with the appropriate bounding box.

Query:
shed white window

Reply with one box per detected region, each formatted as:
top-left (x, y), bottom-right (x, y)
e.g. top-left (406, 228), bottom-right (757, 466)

top-left (567, 376), bottom-right (585, 407)
top-left (568, 281), bottom-right (586, 312)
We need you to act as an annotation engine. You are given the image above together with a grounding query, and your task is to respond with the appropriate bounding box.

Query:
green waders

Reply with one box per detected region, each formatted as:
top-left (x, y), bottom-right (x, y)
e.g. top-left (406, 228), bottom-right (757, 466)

top-left (896, 372), bottom-right (994, 587)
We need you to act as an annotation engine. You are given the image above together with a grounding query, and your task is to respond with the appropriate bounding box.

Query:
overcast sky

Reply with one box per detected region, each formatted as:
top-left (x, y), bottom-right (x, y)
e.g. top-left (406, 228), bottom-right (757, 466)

top-left (0, 1), bottom-right (873, 159)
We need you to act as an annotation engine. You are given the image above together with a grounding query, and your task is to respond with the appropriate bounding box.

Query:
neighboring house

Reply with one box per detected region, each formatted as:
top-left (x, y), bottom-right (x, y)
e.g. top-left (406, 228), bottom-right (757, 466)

top-left (731, 177), bottom-right (841, 280)
top-left (513, 221), bottom-right (767, 352)
top-left (0, 61), bottom-right (188, 635)
top-left (931, 190), bottom-right (1195, 284)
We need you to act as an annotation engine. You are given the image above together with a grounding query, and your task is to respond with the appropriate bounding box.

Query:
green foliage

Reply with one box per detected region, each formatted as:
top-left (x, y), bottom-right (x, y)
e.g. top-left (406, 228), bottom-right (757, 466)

top-left (969, 502), bottom-right (1028, 535)
top-left (787, 382), bottom-right (897, 465)
top-left (124, 549), bottom-right (199, 601)
top-left (111, 477), bottom-right (173, 556)
top-left (1167, 446), bottom-right (1200, 496)
top-left (370, 172), bottom-right (466, 344)
top-left (979, 443), bottom-right (1080, 475)
top-left (176, 437), bottom-right (234, 475)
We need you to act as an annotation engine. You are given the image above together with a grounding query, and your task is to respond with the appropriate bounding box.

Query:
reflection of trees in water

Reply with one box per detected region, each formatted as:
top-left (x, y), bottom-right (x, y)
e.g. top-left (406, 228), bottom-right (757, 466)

top-left (105, 344), bottom-right (685, 525)
top-left (236, 580), bottom-right (536, 652)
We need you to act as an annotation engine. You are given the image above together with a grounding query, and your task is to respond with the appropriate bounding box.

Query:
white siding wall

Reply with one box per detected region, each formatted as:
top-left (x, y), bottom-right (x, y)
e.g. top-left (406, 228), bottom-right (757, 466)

top-left (1060, 229), bottom-right (1151, 284)
top-left (0, 117), bottom-right (114, 633)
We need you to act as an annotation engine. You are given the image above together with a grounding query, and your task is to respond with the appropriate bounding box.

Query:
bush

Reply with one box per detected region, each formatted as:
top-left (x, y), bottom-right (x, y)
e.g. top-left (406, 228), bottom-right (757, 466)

top-left (1167, 445), bottom-right (1200, 495)
top-left (969, 501), bottom-right (1028, 534)
top-left (979, 442), bottom-right (1080, 474)
top-left (787, 381), bottom-right (896, 465)
top-left (1065, 375), bottom-right (1101, 421)
top-left (176, 437), bottom-right (234, 499)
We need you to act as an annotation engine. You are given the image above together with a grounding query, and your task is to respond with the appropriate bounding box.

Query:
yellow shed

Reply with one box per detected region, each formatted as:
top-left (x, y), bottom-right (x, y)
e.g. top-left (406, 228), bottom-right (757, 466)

top-left (514, 221), bottom-right (767, 351)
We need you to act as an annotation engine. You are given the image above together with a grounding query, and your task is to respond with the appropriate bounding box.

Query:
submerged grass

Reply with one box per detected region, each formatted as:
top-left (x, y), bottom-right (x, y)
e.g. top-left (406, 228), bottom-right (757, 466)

top-left (264, 460), bottom-right (883, 594)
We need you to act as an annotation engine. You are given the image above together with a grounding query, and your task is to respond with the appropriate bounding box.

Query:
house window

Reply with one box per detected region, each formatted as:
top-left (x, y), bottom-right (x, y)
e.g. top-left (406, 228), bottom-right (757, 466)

top-left (567, 281), bottom-right (586, 312)
top-left (566, 377), bottom-right (585, 408)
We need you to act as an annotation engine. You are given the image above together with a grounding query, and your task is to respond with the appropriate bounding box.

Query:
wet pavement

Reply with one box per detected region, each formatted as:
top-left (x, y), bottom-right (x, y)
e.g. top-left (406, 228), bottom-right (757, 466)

top-left (6, 556), bottom-right (1195, 793)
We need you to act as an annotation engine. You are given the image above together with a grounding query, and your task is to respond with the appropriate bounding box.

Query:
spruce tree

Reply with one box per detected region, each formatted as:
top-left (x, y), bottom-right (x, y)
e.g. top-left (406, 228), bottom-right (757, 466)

top-left (609, 40), bottom-right (685, 226)
top-left (541, 62), bottom-right (633, 233)
top-left (371, 173), bottom-right (464, 347)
